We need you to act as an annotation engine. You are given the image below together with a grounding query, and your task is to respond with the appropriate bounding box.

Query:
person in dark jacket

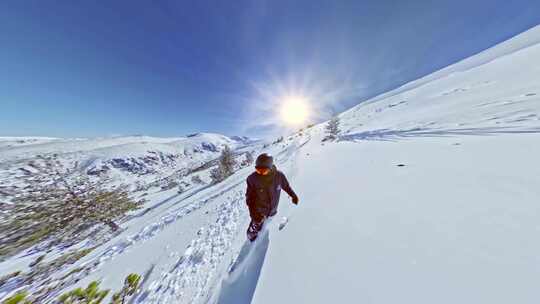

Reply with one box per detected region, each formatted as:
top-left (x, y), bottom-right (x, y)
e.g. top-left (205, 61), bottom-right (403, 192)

top-left (245, 153), bottom-right (299, 241)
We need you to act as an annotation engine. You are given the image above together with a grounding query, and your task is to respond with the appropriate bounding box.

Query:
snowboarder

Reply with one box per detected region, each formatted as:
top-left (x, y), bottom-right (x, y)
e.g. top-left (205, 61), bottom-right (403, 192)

top-left (245, 153), bottom-right (299, 241)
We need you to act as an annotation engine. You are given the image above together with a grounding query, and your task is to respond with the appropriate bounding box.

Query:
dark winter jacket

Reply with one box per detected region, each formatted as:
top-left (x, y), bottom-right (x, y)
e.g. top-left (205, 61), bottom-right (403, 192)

top-left (245, 166), bottom-right (297, 221)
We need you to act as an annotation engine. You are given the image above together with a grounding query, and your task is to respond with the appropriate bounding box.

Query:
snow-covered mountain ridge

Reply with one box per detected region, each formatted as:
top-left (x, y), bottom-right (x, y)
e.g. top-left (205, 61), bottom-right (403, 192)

top-left (357, 25), bottom-right (540, 108)
top-left (335, 25), bottom-right (540, 138)
top-left (0, 133), bottom-right (254, 190)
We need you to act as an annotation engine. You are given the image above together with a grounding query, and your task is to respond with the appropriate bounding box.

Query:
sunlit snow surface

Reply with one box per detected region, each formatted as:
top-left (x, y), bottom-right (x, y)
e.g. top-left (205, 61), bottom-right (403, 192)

top-left (1, 25), bottom-right (540, 304)
top-left (250, 25), bottom-right (540, 304)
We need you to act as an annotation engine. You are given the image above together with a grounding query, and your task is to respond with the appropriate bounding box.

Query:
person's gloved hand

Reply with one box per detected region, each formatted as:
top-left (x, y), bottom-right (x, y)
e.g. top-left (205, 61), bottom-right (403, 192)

top-left (292, 195), bottom-right (299, 205)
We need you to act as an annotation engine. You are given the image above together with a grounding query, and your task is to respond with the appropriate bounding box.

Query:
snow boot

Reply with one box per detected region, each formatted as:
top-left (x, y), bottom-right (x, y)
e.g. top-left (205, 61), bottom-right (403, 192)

top-left (247, 219), bottom-right (264, 242)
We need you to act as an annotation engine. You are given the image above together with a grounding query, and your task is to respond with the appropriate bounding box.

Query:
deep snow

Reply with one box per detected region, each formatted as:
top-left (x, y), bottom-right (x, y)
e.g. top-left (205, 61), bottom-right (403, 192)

top-left (220, 24), bottom-right (540, 304)
top-left (251, 133), bottom-right (540, 304)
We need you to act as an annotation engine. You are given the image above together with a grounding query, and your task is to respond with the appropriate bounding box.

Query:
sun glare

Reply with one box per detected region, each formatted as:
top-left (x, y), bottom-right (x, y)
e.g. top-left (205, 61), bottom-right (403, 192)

top-left (279, 96), bottom-right (310, 126)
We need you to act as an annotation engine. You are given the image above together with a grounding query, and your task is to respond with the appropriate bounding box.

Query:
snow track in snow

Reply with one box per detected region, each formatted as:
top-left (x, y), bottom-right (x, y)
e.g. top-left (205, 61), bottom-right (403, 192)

top-left (81, 183), bottom-right (247, 275)
top-left (137, 189), bottom-right (247, 304)
top-left (132, 137), bottom-right (307, 304)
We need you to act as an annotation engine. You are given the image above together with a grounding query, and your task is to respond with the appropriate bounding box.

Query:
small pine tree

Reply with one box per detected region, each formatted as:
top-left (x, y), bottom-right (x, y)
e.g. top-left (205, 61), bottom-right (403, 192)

top-left (111, 273), bottom-right (141, 304)
top-left (3, 291), bottom-right (31, 304)
top-left (1, 157), bottom-right (144, 258)
top-left (58, 281), bottom-right (109, 304)
top-left (220, 145), bottom-right (236, 176)
top-left (210, 145), bottom-right (236, 184)
top-left (5, 184), bottom-right (142, 247)
top-left (209, 166), bottom-right (224, 184)
top-left (324, 115), bottom-right (341, 141)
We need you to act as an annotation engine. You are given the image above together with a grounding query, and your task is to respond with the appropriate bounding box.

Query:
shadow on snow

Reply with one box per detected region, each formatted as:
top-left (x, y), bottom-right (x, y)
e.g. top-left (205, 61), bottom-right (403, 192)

top-left (216, 229), bottom-right (270, 304)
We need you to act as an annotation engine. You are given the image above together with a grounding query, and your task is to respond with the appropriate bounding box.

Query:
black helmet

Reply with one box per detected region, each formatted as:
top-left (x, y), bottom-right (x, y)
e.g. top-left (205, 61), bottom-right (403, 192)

top-left (255, 153), bottom-right (273, 169)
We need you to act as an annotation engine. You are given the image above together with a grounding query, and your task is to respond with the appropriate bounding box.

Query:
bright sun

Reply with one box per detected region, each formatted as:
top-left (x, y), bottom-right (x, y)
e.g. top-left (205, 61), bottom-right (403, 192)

top-left (279, 96), bottom-right (310, 126)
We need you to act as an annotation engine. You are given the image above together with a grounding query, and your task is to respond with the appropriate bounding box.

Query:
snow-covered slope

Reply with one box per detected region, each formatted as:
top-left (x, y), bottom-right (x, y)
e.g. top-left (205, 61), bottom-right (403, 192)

top-left (361, 25), bottom-right (540, 107)
top-left (0, 132), bottom-right (263, 302)
top-left (242, 25), bottom-right (540, 304)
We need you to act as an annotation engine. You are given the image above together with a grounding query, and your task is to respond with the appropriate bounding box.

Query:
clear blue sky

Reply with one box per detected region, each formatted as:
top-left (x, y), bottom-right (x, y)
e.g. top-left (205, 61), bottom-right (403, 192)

top-left (1, 0), bottom-right (539, 138)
